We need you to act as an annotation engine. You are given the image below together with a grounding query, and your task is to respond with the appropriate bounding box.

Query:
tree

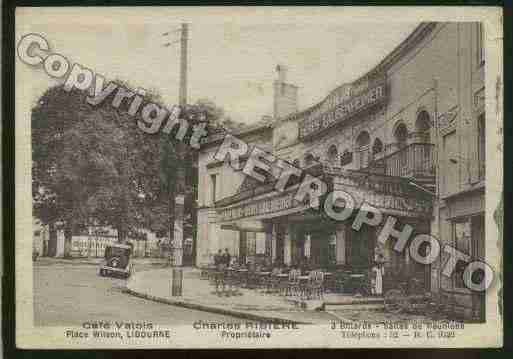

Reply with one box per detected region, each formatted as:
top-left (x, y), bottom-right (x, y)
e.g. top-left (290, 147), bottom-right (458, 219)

top-left (32, 87), bottom-right (131, 255)
top-left (32, 84), bottom-right (233, 261)
top-left (32, 85), bottom-right (178, 255)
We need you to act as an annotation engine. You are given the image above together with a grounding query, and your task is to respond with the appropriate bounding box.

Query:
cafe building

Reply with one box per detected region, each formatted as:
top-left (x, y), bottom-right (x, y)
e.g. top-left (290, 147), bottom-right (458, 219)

top-left (196, 22), bottom-right (486, 320)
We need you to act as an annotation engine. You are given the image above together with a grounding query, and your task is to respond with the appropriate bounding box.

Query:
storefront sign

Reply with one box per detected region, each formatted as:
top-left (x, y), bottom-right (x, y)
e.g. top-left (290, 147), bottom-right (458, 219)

top-left (217, 192), bottom-right (307, 222)
top-left (348, 187), bottom-right (432, 215)
top-left (298, 76), bottom-right (387, 140)
top-left (217, 182), bottom-right (432, 223)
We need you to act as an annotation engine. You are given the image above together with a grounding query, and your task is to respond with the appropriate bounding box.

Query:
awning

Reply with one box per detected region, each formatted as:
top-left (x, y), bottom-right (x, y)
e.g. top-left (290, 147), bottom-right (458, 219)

top-left (220, 220), bottom-right (272, 233)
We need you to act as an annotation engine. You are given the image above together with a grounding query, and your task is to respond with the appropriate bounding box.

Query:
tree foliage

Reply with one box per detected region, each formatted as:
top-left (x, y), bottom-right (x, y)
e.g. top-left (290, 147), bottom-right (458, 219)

top-left (32, 86), bottom-right (174, 248)
top-left (32, 83), bottom-right (234, 257)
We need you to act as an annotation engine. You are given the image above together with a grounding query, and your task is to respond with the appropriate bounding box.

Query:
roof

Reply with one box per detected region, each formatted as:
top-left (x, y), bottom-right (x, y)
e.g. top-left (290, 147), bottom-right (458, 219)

top-left (278, 22), bottom-right (436, 125)
top-left (202, 120), bottom-right (274, 148)
top-left (201, 23), bottom-right (436, 145)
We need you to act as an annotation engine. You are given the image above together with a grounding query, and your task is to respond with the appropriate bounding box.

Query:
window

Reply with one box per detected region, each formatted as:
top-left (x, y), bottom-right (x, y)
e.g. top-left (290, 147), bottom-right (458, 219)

top-left (210, 174), bottom-right (217, 203)
top-left (372, 139), bottom-right (383, 156)
top-left (453, 217), bottom-right (485, 290)
top-left (304, 235), bottom-right (311, 259)
top-left (305, 153), bottom-right (315, 167)
top-left (355, 131), bottom-right (371, 169)
top-left (478, 114), bottom-right (485, 180)
top-left (246, 232), bottom-right (257, 257)
top-left (371, 139), bottom-right (384, 163)
top-left (477, 23), bottom-right (485, 66)
top-left (455, 221), bottom-right (471, 254)
top-left (327, 145), bottom-right (338, 164)
top-left (340, 150), bottom-right (353, 166)
top-left (415, 110), bottom-right (431, 143)
top-left (454, 220), bottom-right (471, 288)
top-left (328, 234), bottom-right (337, 265)
top-left (348, 226), bottom-right (371, 269)
top-left (393, 123), bottom-right (408, 170)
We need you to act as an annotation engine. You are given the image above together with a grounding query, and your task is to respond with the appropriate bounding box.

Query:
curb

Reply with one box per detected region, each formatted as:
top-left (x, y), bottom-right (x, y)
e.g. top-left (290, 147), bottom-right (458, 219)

top-left (35, 259), bottom-right (168, 266)
top-left (35, 259), bottom-right (101, 266)
top-left (123, 288), bottom-right (312, 325)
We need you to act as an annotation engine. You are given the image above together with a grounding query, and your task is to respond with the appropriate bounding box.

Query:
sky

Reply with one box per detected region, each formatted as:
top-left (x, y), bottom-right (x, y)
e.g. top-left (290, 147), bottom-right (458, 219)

top-left (16, 8), bottom-right (419, 125)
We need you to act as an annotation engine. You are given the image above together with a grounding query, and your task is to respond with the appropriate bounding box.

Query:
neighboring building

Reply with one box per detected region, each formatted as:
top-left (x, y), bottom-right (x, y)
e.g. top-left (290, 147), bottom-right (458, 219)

top-left (33, 222), bottom-right (162, 258)
top-left (197, 22), bottom-right (486, 321)
top-left (68, 227), bottom-right (160, 258)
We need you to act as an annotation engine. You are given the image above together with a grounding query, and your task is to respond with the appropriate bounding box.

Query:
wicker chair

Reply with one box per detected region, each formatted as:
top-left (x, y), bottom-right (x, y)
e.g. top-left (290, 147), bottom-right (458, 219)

top-left (286, 269), bottom-right (301, 297)
top-left (224, 269), bottom-right (241, 296)
top-left (212, 270), bottom-right (225, 295)
top-left (266, 267), bottom-right (281, 294)
top-left (306, 270), bottom-right (325, 299)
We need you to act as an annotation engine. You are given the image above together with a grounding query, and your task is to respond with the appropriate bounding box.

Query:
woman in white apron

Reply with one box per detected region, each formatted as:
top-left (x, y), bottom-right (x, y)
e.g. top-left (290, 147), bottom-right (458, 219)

top-left (371, 251), bottom-right (385, 296)
top-left (371, 263), bottom-right (384, 296)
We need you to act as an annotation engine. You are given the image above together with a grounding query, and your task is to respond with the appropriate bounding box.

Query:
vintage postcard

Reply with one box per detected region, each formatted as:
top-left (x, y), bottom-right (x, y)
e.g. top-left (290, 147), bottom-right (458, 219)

top-left (15, 6), bottom-right (503, 348)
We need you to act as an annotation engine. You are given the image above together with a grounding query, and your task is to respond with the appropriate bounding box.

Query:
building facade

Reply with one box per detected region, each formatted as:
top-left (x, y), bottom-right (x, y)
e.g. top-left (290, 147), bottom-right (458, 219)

top-left (33, 222), bottom-right (163, 258)
top-left (196, 22), bottom-right (486, 320)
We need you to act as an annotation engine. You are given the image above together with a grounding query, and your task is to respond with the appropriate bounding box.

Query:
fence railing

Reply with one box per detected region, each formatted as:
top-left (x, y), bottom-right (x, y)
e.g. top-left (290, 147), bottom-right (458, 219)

top-left (369, 143), bottom-right (435, 178)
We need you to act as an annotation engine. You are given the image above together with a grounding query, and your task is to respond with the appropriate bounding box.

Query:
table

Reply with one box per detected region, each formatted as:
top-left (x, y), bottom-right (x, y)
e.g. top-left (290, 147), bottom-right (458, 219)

top-left (345, 274), bottom-right (368, 294)
top-left (234, 269), bottom-right (249, 287)
top-left (323, 272), bottom-right (335, 292)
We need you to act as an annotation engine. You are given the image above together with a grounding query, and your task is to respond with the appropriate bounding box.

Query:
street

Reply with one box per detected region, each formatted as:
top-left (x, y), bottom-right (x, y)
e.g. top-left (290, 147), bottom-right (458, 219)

top-left (33, 260), bottom-right (242, 327)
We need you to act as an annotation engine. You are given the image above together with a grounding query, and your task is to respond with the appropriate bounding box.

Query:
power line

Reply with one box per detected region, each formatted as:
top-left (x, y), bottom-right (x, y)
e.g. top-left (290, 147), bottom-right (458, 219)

top-left (164, 40), bottom-right (180, 47)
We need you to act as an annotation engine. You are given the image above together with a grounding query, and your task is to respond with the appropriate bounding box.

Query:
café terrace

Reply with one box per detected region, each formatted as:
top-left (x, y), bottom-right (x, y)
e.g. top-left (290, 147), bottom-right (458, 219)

top-left (196, 22), bottom-right (486, 320)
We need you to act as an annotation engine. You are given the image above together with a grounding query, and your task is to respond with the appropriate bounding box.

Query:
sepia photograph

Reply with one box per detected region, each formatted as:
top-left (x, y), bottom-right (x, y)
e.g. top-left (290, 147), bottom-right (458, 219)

top-left (14, 6), bottom-right (503, 348)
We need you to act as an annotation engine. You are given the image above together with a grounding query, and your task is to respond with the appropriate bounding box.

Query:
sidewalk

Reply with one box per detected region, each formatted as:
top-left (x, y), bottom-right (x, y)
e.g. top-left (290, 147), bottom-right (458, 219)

top-left (35, 256), bottom-right (169, 266)
top-left (125, 268), bottom-right (364, 324)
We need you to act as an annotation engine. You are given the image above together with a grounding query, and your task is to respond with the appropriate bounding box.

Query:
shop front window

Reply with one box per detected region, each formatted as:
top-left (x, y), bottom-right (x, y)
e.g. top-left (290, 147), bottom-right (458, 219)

top-left (304, 235), bottom-right (311, 259)
top-left (348, 226), bottom-right (372, 270)
top-left (328, 234), bottom-right (337, 265)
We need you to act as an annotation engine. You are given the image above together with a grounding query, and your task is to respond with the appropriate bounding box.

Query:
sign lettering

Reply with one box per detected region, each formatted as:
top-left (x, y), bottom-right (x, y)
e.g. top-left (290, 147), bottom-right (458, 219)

top-left (299, 79), bottom-right (387, 140)
top-left (217, 185), bottom-right (431, 223)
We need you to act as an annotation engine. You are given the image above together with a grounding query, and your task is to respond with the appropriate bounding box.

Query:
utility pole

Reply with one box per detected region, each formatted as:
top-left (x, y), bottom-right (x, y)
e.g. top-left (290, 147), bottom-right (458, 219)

top-left (179, 23), bottom-right (188, 108)
top-left (171, 23), bottom-right (188, 267)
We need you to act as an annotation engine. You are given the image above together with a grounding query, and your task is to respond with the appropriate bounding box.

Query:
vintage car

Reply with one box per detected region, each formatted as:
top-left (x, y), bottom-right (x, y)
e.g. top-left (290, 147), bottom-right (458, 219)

top-left (98, 243), bottom-right (133, 279)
